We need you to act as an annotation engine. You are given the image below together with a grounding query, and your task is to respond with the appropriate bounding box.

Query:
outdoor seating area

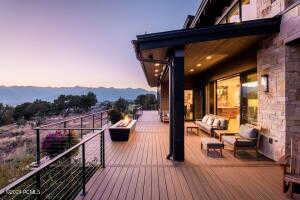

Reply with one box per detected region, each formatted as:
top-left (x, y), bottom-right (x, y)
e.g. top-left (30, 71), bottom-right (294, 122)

top-left (77, 111), bottom-right (287, 200)
top-left (195, 114), bottom-right (229, 137)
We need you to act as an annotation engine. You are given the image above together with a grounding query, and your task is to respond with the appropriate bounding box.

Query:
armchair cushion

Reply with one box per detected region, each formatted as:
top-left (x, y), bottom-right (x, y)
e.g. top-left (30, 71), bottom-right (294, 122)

top-left (222, 135), bottom-right (256, 147)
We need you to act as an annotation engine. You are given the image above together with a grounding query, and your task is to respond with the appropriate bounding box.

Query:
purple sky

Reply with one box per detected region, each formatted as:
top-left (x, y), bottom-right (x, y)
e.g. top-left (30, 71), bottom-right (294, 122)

top-left (0, 0), bottom-right (199, 90)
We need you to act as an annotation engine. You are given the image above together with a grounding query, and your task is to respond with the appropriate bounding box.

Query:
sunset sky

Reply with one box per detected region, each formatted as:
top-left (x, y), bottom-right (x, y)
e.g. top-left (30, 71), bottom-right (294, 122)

top-left (0, 0), bottom-right (199, 90)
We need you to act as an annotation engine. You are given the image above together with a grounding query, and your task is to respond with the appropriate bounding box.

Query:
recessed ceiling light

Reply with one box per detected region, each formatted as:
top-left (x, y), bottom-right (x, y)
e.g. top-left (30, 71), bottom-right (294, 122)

top-left (154, 74), bottom-right (159, 77)
top-left (206, 56), bottom-right (212, 60)
top-left (155, 69), bottom-right (159, 73)
top-left (196, 63), bottom-right (202, 67)
top-left (190, 69), bottom-right (194, 72)
top-left (154, 63), bottom-right (160, 67)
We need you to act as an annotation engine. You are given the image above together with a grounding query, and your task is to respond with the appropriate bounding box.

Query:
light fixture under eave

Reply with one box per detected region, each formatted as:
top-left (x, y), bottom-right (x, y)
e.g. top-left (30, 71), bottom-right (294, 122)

top-left (206, 56), bottom-right (212, 60)
top-left (190, 69), bottom-right (194, 72)
top-left (154, 63), bottom-right (160, 67)
top-left (196, 63), bottom-right (202, 67)
top-left (155, 69), bottom-right (159, 73)
top-left (154, 74), bottom-right (159, 77)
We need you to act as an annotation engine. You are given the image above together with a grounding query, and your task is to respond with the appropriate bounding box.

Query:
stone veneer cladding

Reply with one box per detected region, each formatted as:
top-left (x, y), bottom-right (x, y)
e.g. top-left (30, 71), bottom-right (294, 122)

top-left (257, 3), bottom-right (300, 161)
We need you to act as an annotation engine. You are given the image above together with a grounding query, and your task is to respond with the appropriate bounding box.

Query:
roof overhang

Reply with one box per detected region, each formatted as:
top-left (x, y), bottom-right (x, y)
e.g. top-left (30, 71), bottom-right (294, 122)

top-left (132, 17), bottom-right (281, 87)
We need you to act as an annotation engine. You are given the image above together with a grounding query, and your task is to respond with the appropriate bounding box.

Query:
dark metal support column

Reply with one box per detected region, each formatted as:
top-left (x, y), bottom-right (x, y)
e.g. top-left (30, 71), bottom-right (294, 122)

top-left (172, 48), bottom-right (185, 162)
top-left (167, 63), bottom-right (174, 160)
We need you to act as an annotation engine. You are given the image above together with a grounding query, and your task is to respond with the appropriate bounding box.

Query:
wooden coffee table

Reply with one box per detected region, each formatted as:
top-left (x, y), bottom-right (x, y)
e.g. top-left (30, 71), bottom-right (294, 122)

top-left (186, 125), bottom-right (199, 135)
top-left (201, 137), bottom-right (224, 156)
top-left (213, 130), bottom-right (237, 141)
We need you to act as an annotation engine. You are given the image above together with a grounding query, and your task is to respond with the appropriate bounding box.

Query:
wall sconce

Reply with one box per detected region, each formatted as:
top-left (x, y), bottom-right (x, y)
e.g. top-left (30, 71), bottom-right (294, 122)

top-left (261, 75), bottom-right (269, 92)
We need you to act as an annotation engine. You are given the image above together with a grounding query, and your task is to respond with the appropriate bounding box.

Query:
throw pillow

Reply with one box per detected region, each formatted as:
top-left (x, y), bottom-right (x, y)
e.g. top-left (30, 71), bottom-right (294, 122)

top-left (240, 124), bottom-right (258, 139)
top-left (202, 115), bottom-right (209, 123)
top-left (212, 119), bottom-right (220, 128)
top-left (219, 119), bottom-right (228, 130)
top-left (206, 117), bottom-right (215, 126)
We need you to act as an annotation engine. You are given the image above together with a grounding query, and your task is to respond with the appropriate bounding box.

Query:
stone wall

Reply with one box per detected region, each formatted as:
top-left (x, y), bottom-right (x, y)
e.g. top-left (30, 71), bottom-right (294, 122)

top-left (257, 0), bottom-right (285, 18)
top-left (257, 34), bottom-right (286, 160)
top-left (282, 5), bottom-right (300, 172)
top-left (257, 5), bottom-right (300, 161)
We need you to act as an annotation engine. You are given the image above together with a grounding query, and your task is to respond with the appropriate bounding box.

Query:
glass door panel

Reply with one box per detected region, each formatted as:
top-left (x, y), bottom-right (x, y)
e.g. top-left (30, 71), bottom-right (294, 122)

top-left (184, 90), bottom-right (193, 121)
top-left (217, 76), bottom-right (241, 131)
top-left (241, 72), bottom-right (258, 125)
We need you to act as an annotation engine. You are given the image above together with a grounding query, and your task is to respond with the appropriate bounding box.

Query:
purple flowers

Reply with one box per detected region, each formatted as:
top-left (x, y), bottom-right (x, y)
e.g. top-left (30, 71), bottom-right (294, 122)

top-left (41, 131), bottom-right (68, 158)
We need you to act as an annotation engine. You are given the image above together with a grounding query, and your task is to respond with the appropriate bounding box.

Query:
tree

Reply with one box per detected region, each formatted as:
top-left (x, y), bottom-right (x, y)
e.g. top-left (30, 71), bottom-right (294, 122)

top-left (135, 94), bottom-right (158, 110)
top-left (114, 98), bottom-right (129, 113)
top-left (0, 103), bottom-right (14, 126)
top-left (80, 92), bottom-right (97, 111)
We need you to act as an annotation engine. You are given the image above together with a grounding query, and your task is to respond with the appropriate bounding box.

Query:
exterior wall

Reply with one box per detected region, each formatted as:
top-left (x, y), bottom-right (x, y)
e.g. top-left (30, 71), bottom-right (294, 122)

top-left (283, 5), bottom-right (300, 172)
top-left (257, 0), bottom-right (285, 18)
top-left (257, 4), bottom-right (300, 161)
top-left (160, 81), bottom-right (169, 114)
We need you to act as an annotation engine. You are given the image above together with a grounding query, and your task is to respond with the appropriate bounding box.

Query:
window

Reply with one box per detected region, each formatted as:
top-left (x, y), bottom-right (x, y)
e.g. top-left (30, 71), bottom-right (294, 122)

top-left (241, 72), bottom-right (258, 125)
top-left (184, 90), bottom-right (193, 120)
top-left (241, 0), bottom-right (257, 21)
top-left (228, 3), bottom-right (240, 23)
top-left (209, 82), bottom-right (215, 114)
top-left (218, 0), bottom-right (258, 24)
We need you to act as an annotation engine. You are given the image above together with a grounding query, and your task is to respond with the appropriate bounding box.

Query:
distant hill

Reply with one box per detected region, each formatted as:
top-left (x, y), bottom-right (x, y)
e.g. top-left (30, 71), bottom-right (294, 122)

top-left (0, 86), bottom-right (156, 106)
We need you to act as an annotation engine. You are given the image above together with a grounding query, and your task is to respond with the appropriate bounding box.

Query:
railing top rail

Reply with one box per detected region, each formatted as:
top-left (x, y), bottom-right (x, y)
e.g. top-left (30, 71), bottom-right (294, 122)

top-left (34, 128), bottom-right (103, 131)
top-left (37, 109), bottom-right (111, 129)
top-left (0, 129), bottom-right (105, 195)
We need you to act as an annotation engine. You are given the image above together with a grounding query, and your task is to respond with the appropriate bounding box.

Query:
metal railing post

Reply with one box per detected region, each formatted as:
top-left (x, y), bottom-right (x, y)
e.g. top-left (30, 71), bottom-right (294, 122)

top-left (35, 129), bottom-right (41, 200)
top-left (92, 114), bottom-right (95, 133)
top-left (101, 130), bottom-right (105, 168)
top-left (36, 129), bottom-right (41, 166)
top-left (81, 143), bottom-right (86, 196)
top-left (100, 112), bottom-right (103, 128)
top-left (80, 117), bottom-right (83, 139)
top-left (68, 129), bottom-right (71, 148)
top-left (63, 121), bottom-right (67, 129)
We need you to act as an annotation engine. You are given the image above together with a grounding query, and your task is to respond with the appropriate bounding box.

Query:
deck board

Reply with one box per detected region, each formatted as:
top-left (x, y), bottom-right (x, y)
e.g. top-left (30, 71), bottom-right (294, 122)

top-left (76, 111), bottom-right (287, 200)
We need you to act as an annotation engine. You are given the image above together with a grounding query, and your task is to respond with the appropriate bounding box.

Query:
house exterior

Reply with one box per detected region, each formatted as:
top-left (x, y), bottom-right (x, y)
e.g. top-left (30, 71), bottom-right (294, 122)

top-left (133, 0), bottom-right (300, 164)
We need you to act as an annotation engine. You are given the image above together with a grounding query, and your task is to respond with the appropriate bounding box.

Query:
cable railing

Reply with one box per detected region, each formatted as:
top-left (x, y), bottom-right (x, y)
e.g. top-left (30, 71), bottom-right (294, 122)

top-left (133, 106), bottom-right (143, 120)
top-left (0, 129), bottom-right (105, 200)
top-left (35, 110), bottom-right (110, 166)
top-left (0, 110), bottom-right (110, 200)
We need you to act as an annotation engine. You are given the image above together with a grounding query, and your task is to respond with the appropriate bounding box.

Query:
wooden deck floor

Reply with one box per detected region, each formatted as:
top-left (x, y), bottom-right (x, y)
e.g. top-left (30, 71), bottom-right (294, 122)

top-left (76, 111), bottom-right (287, 200)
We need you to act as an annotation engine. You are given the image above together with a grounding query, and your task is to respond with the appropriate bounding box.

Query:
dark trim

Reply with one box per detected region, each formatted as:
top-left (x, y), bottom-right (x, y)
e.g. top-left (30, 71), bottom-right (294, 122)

top-left (134, 17), bottom-right (281, 50)
top-left (171, 49), bottom-right (185, 162)
top-left (190, 0), bottom-right (209, 28)
top-left (183, 15), bottom-right (195, 29)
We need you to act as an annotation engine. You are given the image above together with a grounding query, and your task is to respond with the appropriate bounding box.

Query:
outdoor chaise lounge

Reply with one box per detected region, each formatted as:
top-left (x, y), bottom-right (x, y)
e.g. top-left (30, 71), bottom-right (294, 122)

top-left (222, 124), bottom-right (261, 157)
top-left (195, 114), bottom-right (229, 136)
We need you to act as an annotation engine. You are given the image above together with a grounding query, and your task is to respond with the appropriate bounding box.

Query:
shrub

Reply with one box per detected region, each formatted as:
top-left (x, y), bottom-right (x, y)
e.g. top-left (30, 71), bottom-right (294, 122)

top-left (42, 130), bottom-right (79, 158)
top-left (108, 109), bottom-right (123, 124)
top-left (42, 131), bottom-right (67, 158)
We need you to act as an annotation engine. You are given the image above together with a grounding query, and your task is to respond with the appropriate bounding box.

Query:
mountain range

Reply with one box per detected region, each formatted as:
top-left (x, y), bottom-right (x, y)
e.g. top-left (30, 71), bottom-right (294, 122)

top-left (0, 86), bottom-right (155, 106)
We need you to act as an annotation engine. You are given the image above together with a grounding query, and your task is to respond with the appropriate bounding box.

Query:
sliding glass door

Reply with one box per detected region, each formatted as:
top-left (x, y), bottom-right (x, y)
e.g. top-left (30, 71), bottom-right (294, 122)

top-left (184, 90), bottom-right (194, 121)
top-left (241, 72), bottom-right (258, 125)
top-left (217, 76), bottom-right (241, 131)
